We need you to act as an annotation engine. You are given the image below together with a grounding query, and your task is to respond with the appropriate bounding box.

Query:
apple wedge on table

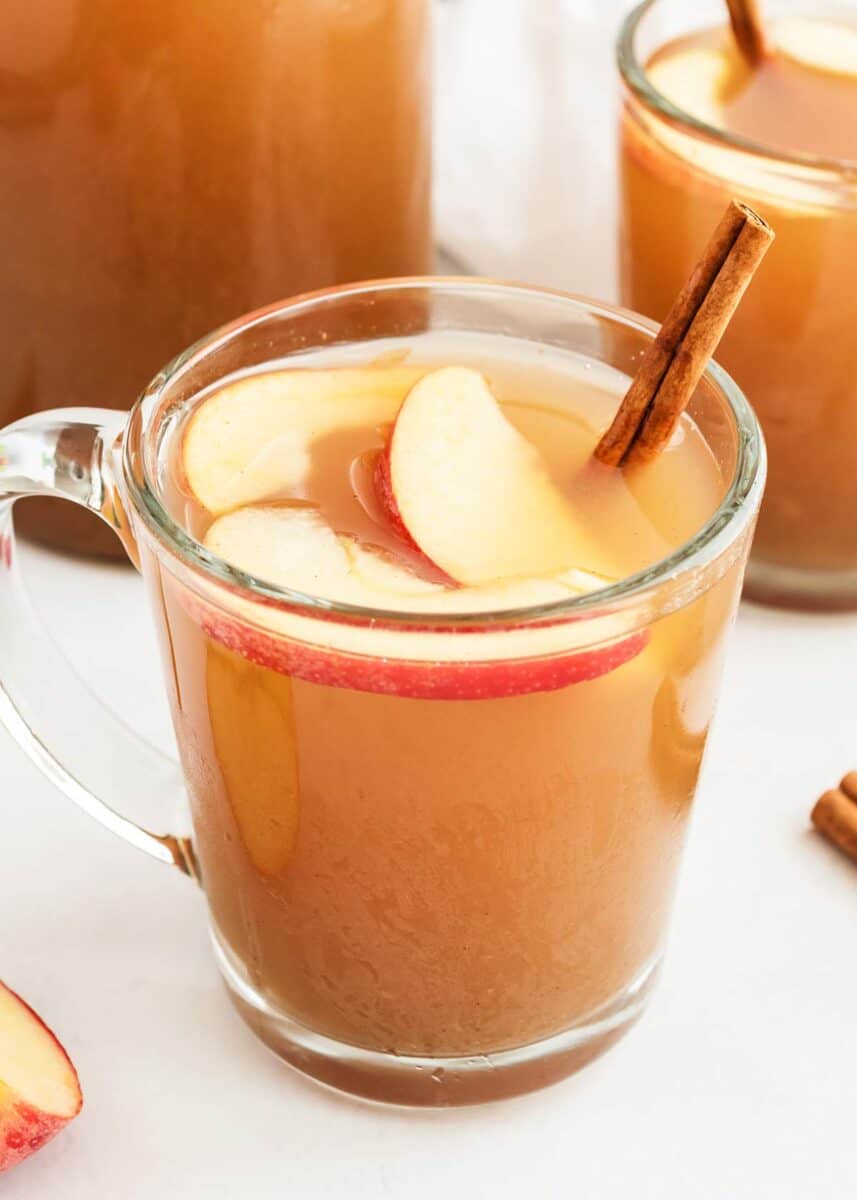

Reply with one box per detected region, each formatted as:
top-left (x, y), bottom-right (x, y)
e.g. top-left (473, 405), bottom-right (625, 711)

top-left (0, 982), bottom-right (82, 1174)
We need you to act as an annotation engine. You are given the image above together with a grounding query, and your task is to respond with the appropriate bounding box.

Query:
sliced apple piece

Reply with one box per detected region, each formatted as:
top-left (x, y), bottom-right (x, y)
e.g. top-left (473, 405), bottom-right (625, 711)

top-left (647, 44), bottom-right (741, 126)
top-left (207, 642), bottom-right (301, 876)
top-left (205, 505), bottom-right (445, 608)
top-left (774, 17), bottom-right (857, 78)
top-left (386, 367), bottom-right (603, 585)
top-left (205, 506), bottom-right (443, 606)
top-left (194, 600), bottom-right (648, 700)
top-left (184, 366), bottom-right (425, 515)
top-left (373, 446), bottom-right (419, 551)
top-left (0, 982), bottom-right (82, 1174)
top-left (204, 506), bottom-right (610, 613)
top-left (412, 570), bottom-right (613, 615)
top-left (342, 539), bottom-right (446, 598)
top-left (201, 503), bottom-right (645, 698)
top-left (344, 540), bottom-right (612, 611)
top-left (205, 505), bottom-right (355, 603)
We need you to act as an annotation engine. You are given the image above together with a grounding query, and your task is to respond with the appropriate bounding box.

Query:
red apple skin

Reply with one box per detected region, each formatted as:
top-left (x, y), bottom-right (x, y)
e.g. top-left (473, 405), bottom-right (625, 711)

top-left (0, 1099), bottom-right (72, 1175)
top-left (372, 447), bottom-right (492, 589)
top-left (0, 985), bottom-right (82, 1175)
top-left (373, 446), bottom-right (420, 552)
top-left (190, 596), bottom-right (649, 700)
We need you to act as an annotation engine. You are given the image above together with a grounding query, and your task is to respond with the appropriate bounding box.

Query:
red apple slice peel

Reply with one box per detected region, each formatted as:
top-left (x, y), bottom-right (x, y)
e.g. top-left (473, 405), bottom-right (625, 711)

top-left (0, 982), bottom-right (82, 1175)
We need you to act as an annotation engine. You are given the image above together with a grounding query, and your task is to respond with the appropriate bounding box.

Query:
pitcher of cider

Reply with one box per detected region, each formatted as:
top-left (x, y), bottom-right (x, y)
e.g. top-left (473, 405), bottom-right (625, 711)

top-left (0, 0), bottom-right (431, 556)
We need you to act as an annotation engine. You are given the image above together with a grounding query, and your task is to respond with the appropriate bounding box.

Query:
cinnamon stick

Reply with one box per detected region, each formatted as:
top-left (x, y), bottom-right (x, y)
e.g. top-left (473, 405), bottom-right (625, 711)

top-left (811, 773), bottom-right (857, 866)
top-left (725, 0), bottom-right (770, 66)
top-left (595, 200), bottom-right (774, 468)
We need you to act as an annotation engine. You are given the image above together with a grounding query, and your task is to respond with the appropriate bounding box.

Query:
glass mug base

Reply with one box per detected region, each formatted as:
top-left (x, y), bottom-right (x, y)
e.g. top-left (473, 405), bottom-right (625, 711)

top-left (211, 929), bottom-right (661, 1108)
top-left (744, 557), bottom-right (857, 612)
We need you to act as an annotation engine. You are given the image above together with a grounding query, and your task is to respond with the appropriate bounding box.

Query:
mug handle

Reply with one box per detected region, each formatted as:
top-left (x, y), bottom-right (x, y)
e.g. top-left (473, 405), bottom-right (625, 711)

top-left (0, 409), bottom-right (198, 880)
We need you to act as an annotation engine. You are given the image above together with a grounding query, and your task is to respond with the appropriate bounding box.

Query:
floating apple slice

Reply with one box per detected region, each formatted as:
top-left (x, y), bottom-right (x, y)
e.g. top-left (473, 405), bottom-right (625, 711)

top-left (204, 506), bottom-right (610, 613)
top-left (194, 610), bottom-right (648, 700)
top-left (205, 505), bottom-right (447, 610)
top-left (183, 366), bottom-right (425, 515)
top-left (205, 504), bottom-right (356, 602)
top-left (201, 503), bottom-right (646, 698)
top-left (345, 538), bottom-right (615, 612)
top-left (373, 447), bottom-right (419, 552)
top-left (774, 17), bottom-right (857, 78)
top-left (342, 538), bottom-right (446, 598)
top-left (0, 982), bottom-right (82, 1174)
top-left (385, 367), bottom-right (603, 585)
top-left (647, 45), bottom-right (738, 126)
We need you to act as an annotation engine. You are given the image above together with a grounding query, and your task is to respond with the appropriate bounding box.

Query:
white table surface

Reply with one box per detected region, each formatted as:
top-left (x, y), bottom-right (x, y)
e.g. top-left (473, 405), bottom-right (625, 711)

top-left (3, 538), bottom-right (856, 1199)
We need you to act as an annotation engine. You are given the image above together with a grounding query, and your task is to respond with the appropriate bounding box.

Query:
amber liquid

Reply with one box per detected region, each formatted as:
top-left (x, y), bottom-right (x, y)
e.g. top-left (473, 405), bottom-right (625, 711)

top-left (0, 0), bottom-right (431, 555)
top-left (621, 17), bottom-right (857, 595)
top-left (140, 340), bottom-right (745, 1059)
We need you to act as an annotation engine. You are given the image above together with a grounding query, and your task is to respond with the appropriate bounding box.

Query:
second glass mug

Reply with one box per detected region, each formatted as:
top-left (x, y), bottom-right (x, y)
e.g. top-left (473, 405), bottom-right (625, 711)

top-left (0, 280), bottom-right (764, 1106)
top-left (618, 0), bottom-right (857, 610)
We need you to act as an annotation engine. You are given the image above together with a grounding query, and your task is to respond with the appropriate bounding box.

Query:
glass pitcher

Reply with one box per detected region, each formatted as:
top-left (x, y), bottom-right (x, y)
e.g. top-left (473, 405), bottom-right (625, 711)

top-left (0, 0), bottom-right (432, 557)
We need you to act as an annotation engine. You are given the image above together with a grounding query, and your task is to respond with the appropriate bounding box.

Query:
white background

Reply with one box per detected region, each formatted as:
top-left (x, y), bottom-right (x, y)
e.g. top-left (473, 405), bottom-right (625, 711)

top-left (435, 0), bottom-right (631, 295)
top-left (4, 1), bottom-right (857, 1195)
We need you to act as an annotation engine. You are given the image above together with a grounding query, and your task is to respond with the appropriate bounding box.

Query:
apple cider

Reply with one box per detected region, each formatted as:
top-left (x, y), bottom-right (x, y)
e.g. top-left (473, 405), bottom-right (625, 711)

top-left (135, 327), bottom-right (751, 1091)
top-left (619, 5), bottom-right (857, 606)
top-left (0, 0), bottom-right (431, 557)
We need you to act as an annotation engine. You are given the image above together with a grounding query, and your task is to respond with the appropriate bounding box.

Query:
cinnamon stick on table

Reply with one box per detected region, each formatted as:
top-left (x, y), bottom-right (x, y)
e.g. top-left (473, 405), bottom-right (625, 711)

top-left (725, 0), bottom-right (770, 66)
top-left (595, 200), bottom-right (774, 468)
top-left (812, 772), bottom-right (857, 866)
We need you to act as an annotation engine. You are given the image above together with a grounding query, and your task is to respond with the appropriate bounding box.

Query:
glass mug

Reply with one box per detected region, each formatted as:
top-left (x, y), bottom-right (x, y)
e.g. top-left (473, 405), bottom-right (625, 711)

top-left (618, 0), bottom-right (857, 610)
top-left (0, 281), bottom-right (764, 1106)
top-left (0, 0), bottom-right (431, 558)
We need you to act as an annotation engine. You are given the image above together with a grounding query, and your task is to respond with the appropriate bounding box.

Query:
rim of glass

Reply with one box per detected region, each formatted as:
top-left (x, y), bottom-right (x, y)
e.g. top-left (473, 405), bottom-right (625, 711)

top-left (124, 277), bottom-right (765, 631)
top-left (618, 0), bottom-right (857, 174)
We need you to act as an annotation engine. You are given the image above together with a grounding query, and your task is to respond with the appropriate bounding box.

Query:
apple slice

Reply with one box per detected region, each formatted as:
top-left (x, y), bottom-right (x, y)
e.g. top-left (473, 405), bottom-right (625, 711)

top-left (203, 506), bottom-right (609, 613)
top-left (774, 18), bottom-right (857, 78)
top-left (647, 44), bottom-right (743, 127)
top-left (194, 605), bottom-right (648, 700)
top-left (204, 504), bottom-right (356, 603)
top-left (201, 504), bottom-right (647, 698)
top-left (0, 982), bottom-right (82, 1174)
top-left (183, 366), bottom-right (425, 515)
top-left (207, 642), bottom-right (301, 877)
top-left (346, 539), bottom-right (613, 611)
top-left (385, 367), bottom-right (603, 585)
top-left (373, 447), bottom-right (419, 552)
top-left (342, 538), bottom-right (446, 599)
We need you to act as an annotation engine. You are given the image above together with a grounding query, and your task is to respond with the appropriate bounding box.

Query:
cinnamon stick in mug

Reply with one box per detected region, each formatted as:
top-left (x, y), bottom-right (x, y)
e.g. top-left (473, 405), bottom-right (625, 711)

top-left (595, 200), bottom-right (774, 468)
top-left (725, 0), bottom-right (770, 66)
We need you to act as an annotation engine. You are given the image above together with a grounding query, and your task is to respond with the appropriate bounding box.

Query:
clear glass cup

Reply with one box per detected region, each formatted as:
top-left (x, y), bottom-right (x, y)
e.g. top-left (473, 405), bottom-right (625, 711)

top-left (0, 280), bottom-right (764, 1105)
top-left (618, 0), bottom-right (857, 610)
